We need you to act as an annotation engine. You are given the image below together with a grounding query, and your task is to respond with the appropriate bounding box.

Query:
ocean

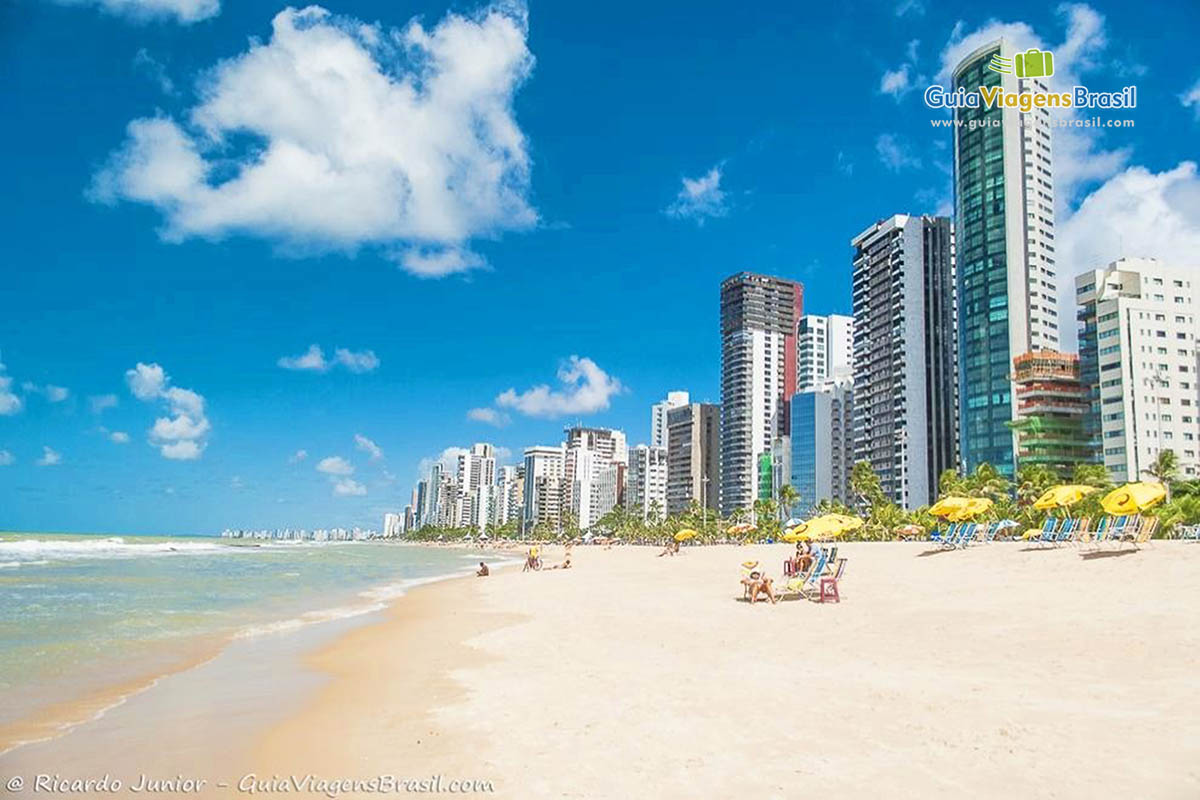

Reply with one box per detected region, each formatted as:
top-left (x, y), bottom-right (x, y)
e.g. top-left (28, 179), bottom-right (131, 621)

top-left (0, 532), bottom-right (496, 741)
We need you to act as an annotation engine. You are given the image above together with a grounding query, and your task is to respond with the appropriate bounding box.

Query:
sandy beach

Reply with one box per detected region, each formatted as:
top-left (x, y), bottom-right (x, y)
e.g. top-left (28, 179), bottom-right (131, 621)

top-left (5, 541), bottom-right (1199, 798)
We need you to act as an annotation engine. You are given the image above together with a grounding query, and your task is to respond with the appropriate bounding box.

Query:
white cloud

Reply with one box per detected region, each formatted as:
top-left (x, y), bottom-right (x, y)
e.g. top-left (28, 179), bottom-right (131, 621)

top-left (394, 246), bottom-right (486, 278)
top-left (417, 446), bottom-right (469, 479)
top-left (355, 434), bottom-right (383, 461)
top-left (467, 407), bottom-right (510, 426)
top-left (90, 394), bottom-right (119, 414)
top-left (334, 348), bottom-right (380, 373)
top-left (1182, 77), bottom-right (1200, 119)
top-left (125, 362), bottom-right (209, 459)
top-left (880, 65), bottom-right (913, 99)
top-left (134, 48), bottom-right (177, 95)
top-left (495, 355), bottom-right (624, 418)
top-left (125, 362), bottom-right (167, 400)
top-left (665, 166), bottom-right (728, 225)
top-left (278, 345), bottom-right (379, 373)
top-left (37, 446), bottom-right (62, 467)
top-left (59, 0), bottom-right (219, 24)
top-left (895, 0), bottom-right (924, 17)
top-left (0, 450), bottom-right (14, 466)
top-left (0, 354), bottom-right (22, 416)
top-left (110, 431), bottom-right (131, 444)
top-left (875, 133), bottom-right (921, 172)
top-left (317, 456), bottom-right (354, 476)
top-left (289, 449), bottom-right (308, 463)
top-left (23, 383), bottom-right (71, 403)
top-left (90, 4), bottom-right (536, 270)
top-left (835, 151), bottom-right (854, 177)
top-left (333, 477), bottom-right (367, 497)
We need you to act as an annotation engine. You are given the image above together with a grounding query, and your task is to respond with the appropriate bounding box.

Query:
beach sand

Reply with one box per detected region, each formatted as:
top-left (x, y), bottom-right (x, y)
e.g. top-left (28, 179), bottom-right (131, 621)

top-left (5, 542), bottom-right (1199, 798)
top-left (254, 541), bottom-right (1200, 799)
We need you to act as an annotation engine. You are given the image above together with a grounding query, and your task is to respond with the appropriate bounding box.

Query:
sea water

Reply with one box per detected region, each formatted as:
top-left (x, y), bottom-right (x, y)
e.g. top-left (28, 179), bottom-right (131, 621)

top-left (0, 532), bottom-right (494, 731)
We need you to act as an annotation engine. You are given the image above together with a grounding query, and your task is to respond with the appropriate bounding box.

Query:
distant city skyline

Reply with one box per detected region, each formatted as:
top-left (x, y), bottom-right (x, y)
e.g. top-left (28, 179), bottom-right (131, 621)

top-left (2, 0), bottom-right (1198, 533)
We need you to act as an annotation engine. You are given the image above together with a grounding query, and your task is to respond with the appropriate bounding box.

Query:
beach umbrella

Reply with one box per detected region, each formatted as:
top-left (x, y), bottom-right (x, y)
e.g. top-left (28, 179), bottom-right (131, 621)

top-left (674, 529), bottom-right (698, 542)
top-left (946, 497), bottom-right (994, 522)
top-left (727, 523), bottom-right (756, 536)
top-left (789, 513), bottom-right (863, 541)
top-left (995, 519), bottom-right (1020, 530)
top-left (1032, 484), bottom-right (1098, 511)
top-left (928, 497), bottom-right (973, 518)
top-left (894, 524), bottom-right (924, 539)
top-left (1101, 482), bottom-right (1167, 514)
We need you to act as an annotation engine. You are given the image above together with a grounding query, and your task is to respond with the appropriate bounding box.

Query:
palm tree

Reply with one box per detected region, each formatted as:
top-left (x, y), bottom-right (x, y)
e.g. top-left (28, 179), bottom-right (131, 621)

top-left (1015, 464), bottom-right (1057, 507)
top-left (850, 460), bottom-right (884, 515)
top-left (1071, 463), bottom-right (1113, 489)
top-left (1144, 449), bottom-right (1179, 491)
top-left (777, 484), bottom-right (800, 527)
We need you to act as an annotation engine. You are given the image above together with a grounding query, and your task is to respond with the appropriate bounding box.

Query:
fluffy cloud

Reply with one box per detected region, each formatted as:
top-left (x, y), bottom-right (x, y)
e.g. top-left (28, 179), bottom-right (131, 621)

top-left (333, 477), bottom-right (367, 497)
top-left (125, 362), bottom-right (210, 459)
top-left (394, 247), bottom-right (486, 278)
top-left (355, 434), bottom-right (384, 461)
top-left (90, 4), bottom-right (536, 274)
top-left (58, 0), bottom-right (219, 24)
top-left (37, 446), bottom-right (62, 467)
top-left (875, 133), bottom-right (921, 172)
top-left (1182, 77), bottom-right (1200, 119)
top-left (109, 431), bottom-right (131, 444)
top-left (316, 456), bottom-right (354, 476)
top-left (0, 353), bottom-right (22, 416)
top-left (665, 166), bottom-right (728, 225)
top-left (0, 450), bottom-right (14, 466)
top-left (133, 49), bottom-right (178, 96)
top-left (47, 385), bottom-right (71, 403)
top-left (495, 356), bottom-right (623, 419)
top-left (880, 40), bottom-right (923, 100)
top-left (89, 394), bottom-right (119, 414)
top-left (467, 407), bottom-right (510, 426)
top-left (278, 345), bottom-right (380, 373)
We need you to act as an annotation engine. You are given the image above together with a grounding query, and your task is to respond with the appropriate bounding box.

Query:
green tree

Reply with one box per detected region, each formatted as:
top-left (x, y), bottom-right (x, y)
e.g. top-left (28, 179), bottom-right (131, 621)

top-left (850, 461), bottom-right (885, 513)
top-left (777, 484), bottom-right (800, 526)
top-left (1144, 449), bottom-right (1179, 494)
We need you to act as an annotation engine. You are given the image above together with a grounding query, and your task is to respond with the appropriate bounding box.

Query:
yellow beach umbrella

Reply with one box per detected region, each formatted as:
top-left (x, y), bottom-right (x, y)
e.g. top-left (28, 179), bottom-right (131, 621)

top-left (1032, 484), bottom-right (1097, 510)
top-left (1101, 482), bottom-right (1167, 515)
top-left (789, 513), bottom-right (863, 541)
top-left (673, 529), bottom-right (698, 542)
top-left (942, 497), bottom-right (993, 522)
top-left (928, 496), bottom-right (972, 518)
top-left (727, 523), bottom-right (756, 536)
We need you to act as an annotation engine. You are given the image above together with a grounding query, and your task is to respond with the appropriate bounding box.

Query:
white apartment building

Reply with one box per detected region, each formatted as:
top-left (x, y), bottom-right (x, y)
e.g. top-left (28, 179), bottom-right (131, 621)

top-left (797, 314), bottom-right (854, 391)
top-left (1077, 258), bottom-right (1200, 481)
top-left (455, 443), bottom-right (496, 531)
top-left (563, 427), bottom-right (627, 530)
top-left (626, 444), bottom-right (668, 521)
top-left (522, 445), bottom-right (565, 532)
top-left (651, 391), bottom-right (689, 448)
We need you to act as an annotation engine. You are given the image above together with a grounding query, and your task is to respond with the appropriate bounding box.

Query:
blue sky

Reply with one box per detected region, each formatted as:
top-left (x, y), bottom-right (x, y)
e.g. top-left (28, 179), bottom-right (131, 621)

top-left (2, 0), bottom-right (1198, 534)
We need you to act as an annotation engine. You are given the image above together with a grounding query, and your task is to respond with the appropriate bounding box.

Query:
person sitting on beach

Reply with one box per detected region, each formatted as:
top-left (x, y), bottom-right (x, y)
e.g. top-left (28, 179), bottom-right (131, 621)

top-left (740, 564), bottom-right (778, 604)
top-left (476, 562), bottom-right (489, 577)
top-left (657, 540), bottom-right (680, 557)
top-left (791, 541), bottom-right (814, 575)
top-left (546, 555), bottom-right (572, 570)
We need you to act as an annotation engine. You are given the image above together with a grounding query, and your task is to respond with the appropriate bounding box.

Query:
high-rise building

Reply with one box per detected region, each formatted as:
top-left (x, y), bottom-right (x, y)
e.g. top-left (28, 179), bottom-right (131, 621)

top-left (1008, 350), bottom-right (1096, 477)
top-left (952, 38), bottom-right (1059, 476)
top-left (523, 445), bottom-right (565, 533)
top-left (626, 444), bottom-right (668, 521)
top-left (1076, 258), bottom-right (1200, 481)
top-left (651, 391), bottom-right (689, 449)
top-left (719, 272), bottom-right (803, 515)
top-left (667, 402), bottom-right (721, 516)
top-left (797, 314), bottom-right (854, 392)
top-left (563, 427), bottom-right (627, 530)
top-left (414, 479), bottom-right (429, 528)
top-left (790, 382), bottom-right (854, 515)
top-left (382, 512), bottom-right (402, 537)
top-left (851, 214), bottom-right (959, 509)
top-left (456, 443), bottom-right (496, 531)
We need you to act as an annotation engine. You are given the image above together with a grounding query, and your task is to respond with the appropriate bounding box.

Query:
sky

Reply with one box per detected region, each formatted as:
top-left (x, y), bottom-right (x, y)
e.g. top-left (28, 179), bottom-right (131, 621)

top-left (2, 0), bottom-right (1198, 534)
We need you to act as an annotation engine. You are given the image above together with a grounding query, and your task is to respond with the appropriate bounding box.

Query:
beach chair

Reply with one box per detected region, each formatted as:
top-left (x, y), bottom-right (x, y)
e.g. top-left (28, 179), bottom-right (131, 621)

top-left (1049, 517), bottom-right (1078, 546)
top-left (980, 522), bottom-right (1000, 543)
top-left (780, 550), bottom-right (830, 601)
top-left (956, 523), bottom-right (979, 548)
top-left (1064, 517), bottom-right (1091, 546)
top-left (1022, 518), bottom-right (1057, 543)
top-left (818, 558), bottom-right (846, 603)
top-left (938, 523), bottom-right (963, 549)
top-left (1121, 517), bottom-right (1159, 548)
top-left (1103, 515), bottom-right (1138, 546)
top-left (1179, 524), bottom-right (1200, 540)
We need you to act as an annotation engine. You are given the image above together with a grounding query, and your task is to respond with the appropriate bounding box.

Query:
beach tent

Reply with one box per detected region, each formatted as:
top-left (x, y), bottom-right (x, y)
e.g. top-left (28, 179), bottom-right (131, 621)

top-left (1032, 484), bottom-right (1097, 511)
top-left (1101, 482), bottom-right (1167, 514)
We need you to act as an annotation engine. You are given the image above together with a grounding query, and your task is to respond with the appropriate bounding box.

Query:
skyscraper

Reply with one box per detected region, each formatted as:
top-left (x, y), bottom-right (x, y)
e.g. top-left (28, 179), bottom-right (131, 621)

top-left (563, 426), bottom-right (627, 530)
top-left (456, 443), bottom-right (496, 531)
top-left (1076, 258), bottom-right (1200, 482)
top-left (851, 214), bottom-right (958, 509)
top-left (789, 383), bottom-right (854, 515)
top-left (667, 402), bottom-right (721, 516)
top-left (522, 445), bottom-right (565, 533)
top-left (1008, 350), bottom-right (1095, 477)
top-left (650, 391), bottom-right (690, 448)
top-left (719, 272), bottom-right (803, 515)
top-left (797, 314), bottom-right (854, 392)
top-left (952, 38), bottom-right (1059, 475)
top-left (626, 444), bottom-right (668, 521)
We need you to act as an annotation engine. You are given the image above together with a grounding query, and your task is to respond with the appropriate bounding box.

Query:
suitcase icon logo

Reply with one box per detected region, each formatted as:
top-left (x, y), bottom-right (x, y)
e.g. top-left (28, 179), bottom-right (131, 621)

top-left (988, 48), bottom-right (1054, 79)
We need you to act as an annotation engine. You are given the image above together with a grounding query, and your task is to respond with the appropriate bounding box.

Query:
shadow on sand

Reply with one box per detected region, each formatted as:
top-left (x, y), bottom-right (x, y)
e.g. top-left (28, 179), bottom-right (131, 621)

top-left (1079, 548), bottom-right (1139, 560)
